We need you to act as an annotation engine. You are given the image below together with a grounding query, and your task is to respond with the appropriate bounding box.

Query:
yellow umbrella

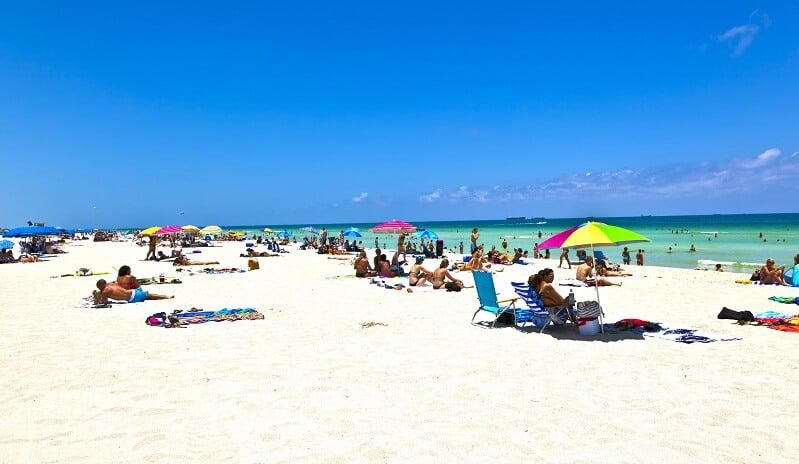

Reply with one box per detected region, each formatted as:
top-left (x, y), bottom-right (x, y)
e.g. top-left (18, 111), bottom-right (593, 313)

top-left (140, 226), bottom-right (161, 236)
top-left (263, 227), bottom-right (273, 233)
top-left (182, 225), bottom-right (200, 233)
top-left (199, 225), bottom-right (222, 235)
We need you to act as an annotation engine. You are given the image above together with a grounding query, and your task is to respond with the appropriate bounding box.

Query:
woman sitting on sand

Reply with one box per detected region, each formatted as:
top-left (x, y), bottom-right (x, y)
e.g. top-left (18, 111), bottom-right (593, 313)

top-left (432, 259), bottom-right (472, 290)
top-left (173, 255), bottom-right (220, 266)
top-left (116, 265), bottom-right (139, 289)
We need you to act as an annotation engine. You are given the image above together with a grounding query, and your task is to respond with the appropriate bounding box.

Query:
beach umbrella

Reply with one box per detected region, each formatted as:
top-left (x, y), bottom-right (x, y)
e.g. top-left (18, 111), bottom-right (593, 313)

top-left (3, 226), bottom-right (61, 237)
top-left (140, 226), bottom-right (161, 236)
top-left (370, 219), bottom-right (417, 235)
top-left (537, 221), bottom-right (650, 333)
top-left (0, 239), bottom-right (14, 250)
top-left (415, 229), bottom-right (439, 240)
top-left (343, 227), bottom-right (362, 238)
top-left (277, 230), bottom-right (291, 238)
top-left (263, 227), bottom-right (273, 234)
top-left (154, 225), bottom-right (183, 235)
top-left (182, 225), bottom-right (200, 233)
top-left (199, 225), bottom-right (222, 235)
top-left (301, 226), bottom-right (319, 235)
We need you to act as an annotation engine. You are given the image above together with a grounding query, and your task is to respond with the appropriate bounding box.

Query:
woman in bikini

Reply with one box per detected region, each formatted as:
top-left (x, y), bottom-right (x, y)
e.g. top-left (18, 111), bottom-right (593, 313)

top-left (116, 265), bottom-right (139, 289)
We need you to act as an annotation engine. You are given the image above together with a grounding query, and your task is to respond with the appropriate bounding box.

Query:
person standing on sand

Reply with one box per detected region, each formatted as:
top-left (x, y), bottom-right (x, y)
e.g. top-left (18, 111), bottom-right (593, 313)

top-left (459, 241), bottom-right (464, 254)
top-left (622, 247), bottom-right (631, 265)
top-left (636, 249), bottom-right (643, 265)
top-left (145, 236), bottom-right (157, 261)
top-left (397, 232), bottom-right (407, 262)
top-left (320, 228), bottom-right (328, 247)
top-left (559, 247), bottom-right (571, 269)
top-left (470, 228), bottom-right (479, 253)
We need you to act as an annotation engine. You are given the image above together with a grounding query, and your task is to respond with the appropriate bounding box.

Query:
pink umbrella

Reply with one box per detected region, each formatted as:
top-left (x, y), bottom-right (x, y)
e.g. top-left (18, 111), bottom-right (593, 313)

top-left (370, 219), bottom-right (417, 234)
top-left (153, 225), bottom-right (183, 235)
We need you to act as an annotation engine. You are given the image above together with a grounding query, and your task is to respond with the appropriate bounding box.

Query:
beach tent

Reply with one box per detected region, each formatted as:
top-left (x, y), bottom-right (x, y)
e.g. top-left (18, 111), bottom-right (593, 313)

top-left (784, 265), bottom-right (799, 287)
top-left (3, 226), bottom-right (61, 237)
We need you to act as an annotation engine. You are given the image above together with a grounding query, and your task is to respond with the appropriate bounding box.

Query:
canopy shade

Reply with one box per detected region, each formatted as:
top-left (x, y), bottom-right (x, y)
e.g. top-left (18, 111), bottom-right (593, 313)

top-left (4, 226), bottom-right (61, 237)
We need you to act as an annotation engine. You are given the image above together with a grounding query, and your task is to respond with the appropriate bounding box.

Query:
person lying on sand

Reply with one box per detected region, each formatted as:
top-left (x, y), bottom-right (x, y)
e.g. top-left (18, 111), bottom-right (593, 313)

top-left (432, 259), bottom-right (473, 290)
top-left (173, 255), bottom-right (220, 266)
top-left (92, 279), bottom-right (173, 304)
top-left (240, 248), bottom-right (279, 257)
top-left (596, 260), bottom-right (632, 277)
top-left (576, 256), bottom-right (621, 286)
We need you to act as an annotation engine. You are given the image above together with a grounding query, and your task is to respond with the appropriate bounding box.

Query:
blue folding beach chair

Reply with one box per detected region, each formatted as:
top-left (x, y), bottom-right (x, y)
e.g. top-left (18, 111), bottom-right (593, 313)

top-left (471, 270), bottom-right (529, 329)
top-left (510, 282), bottom-right (575, 334)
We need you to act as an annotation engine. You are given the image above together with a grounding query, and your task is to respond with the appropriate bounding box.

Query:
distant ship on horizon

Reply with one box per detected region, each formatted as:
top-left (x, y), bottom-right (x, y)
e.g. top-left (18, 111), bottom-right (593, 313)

top-left (505, 216), bottom-right (546, 224)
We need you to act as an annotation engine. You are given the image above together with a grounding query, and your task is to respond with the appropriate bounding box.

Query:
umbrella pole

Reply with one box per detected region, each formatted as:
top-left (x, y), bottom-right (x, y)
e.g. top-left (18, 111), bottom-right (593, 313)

top-left (590, 244), bottom-right (605, 334)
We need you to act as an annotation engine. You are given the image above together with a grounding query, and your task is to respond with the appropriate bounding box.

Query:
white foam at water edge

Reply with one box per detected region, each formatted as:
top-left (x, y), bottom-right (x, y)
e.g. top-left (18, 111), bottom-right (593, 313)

top-left (697, 259), bottom-right (761, 267)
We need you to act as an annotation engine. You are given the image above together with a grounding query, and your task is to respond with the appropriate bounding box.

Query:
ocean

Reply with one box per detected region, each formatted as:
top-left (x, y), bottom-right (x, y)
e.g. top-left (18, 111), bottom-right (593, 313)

top-left (216, 213), bottom-right (798, 272)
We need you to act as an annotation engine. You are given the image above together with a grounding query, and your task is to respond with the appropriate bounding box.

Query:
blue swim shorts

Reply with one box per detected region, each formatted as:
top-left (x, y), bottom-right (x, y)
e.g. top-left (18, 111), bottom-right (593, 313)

top-left (130, 287), bottom-right (148, 303)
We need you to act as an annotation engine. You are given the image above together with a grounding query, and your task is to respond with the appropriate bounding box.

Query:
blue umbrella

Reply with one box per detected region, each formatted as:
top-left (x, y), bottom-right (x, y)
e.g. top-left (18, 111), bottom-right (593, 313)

top-left (0, 239), bottom-right (14, 250)
top-left (415, 229), bottom-right (439, 240)
top-left (343, 227), bottom-right (362, 238)
top-left (277, 230), bottom-right (292, 238)
top-left (3, 226), bottom-right (61, 237)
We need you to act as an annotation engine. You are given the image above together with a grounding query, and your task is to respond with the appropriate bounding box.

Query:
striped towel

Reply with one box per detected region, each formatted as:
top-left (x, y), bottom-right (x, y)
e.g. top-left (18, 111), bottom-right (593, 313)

top-left (643, 324), bottom-right (741, 343)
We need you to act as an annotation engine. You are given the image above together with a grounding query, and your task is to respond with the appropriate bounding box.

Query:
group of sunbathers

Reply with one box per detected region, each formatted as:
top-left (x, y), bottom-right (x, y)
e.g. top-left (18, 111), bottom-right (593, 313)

top-left (92, 264), bottom-right (173, 304)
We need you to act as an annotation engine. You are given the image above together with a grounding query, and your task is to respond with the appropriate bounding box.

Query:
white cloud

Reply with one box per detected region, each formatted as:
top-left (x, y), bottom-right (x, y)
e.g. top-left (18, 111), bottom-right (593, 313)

top-left (792, 152), bottom-right (799, 158)
top-left (419, 189), bottom-right (442, 202)
top-left (351, 192), bottom-right (368, 203)
top-left (415, 147), bottom-right (799, 206)
top-left (739, 148), bottom-right (780, 169)
top-left (718, 24), bottom-right (759, 56)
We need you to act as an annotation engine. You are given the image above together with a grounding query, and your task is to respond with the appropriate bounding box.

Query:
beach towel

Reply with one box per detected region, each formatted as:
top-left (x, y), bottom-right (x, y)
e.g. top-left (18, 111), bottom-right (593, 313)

top-left (642, 324), bottom-right (741, 343)
top-left (753, 311), bottom-right (799, 333)
top-left (768, 296), bottom-right (799, 305)
top-left (558, 279), bottom-right (588, 287)
top-left (197, 268), bottom-right (247, 274)
top-left (146, 308), bottom-right (264, 327)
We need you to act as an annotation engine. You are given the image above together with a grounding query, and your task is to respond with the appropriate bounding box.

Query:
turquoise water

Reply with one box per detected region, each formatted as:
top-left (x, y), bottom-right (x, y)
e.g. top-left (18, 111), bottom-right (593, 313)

top-left (215, 213), bottom-right (798, 271)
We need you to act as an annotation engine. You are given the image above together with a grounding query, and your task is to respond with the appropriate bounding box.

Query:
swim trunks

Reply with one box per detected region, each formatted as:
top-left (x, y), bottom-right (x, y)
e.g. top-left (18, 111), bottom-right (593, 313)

top-left (130, 287), bottom-right (148, 303)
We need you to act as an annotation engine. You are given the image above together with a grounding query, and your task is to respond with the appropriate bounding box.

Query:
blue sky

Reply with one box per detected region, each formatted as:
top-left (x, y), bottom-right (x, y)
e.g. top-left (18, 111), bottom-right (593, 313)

top-left (1, 1), bottom-right (797, 228)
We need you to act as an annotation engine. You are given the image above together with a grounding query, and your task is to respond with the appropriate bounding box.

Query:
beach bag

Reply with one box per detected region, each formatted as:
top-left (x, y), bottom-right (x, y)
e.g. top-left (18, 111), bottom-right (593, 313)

top-left (444, 281), bottom-right (462, 292)
top-left (717, 307), bottom-right (755, 323)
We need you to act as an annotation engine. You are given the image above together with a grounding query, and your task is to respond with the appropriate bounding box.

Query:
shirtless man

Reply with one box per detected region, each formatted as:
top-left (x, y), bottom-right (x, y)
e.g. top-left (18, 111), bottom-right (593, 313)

top-left (470, 228), bottom-right (479, 253)
top-left (431, 259), bottom-right (472, 290)
top-left (759, 258), bottom-right (785, 285)
top-left (93, 279), bottom-right (173, 304)
top-left (354, 251), bottom-right (377, 278)
top-left (576, 256), bottom-right (621, 286)
top-left (408, 256), bottom-right (433, 286)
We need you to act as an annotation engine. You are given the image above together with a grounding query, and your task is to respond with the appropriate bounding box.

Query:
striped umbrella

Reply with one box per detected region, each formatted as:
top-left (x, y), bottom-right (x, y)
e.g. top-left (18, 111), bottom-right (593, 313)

top-left (370, 219), bottom-right (417, 234)
top-left (154, 225), bottom-right (183, 235)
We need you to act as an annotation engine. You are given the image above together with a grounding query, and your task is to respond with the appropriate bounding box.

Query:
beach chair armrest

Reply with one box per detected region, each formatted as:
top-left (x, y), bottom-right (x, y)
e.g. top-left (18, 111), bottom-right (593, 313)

top-left (497, 296), bottom-right (520, 304)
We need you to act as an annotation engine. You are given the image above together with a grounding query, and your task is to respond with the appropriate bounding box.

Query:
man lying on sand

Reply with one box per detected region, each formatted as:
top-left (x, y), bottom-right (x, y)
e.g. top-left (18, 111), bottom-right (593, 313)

top-left (93, 279), bottom-right (173, 304)
top-left (576, 256), bottom-right (622, 286)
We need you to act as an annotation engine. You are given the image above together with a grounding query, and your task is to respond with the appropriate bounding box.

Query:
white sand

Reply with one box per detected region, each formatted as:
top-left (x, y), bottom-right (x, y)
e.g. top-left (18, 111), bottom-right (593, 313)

top-left (1, 239), bottom-right (798, 463)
